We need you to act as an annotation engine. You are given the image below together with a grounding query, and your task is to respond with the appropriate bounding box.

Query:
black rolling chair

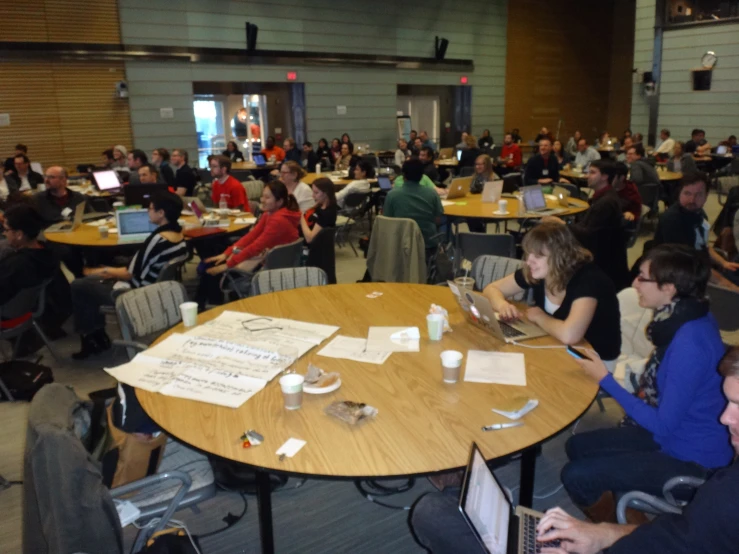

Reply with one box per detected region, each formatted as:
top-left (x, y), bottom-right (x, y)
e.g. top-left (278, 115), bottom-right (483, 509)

top-left (307, 227), bottom-right (338, 284)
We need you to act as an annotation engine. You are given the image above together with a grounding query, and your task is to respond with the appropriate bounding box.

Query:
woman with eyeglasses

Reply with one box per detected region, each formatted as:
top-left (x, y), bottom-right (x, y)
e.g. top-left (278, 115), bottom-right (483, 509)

top-left (560, 244), bottom-right (731, 524)
top-left (483, 221), bottom-right (621, 366)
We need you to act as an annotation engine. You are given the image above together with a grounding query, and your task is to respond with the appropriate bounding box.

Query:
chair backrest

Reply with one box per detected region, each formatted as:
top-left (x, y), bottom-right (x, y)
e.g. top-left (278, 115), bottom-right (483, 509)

top-left (638, 183), bottom-right (660, 213)
top-left (306, 227), bottom-right (337, 284)
top-left (263, 238), bottom-right (304, 270)
top-left (458, 166), bottom-right (475, 178)
top-left (457, 232), bottom-right (516, 266)
top-left (342, 191), bottom-right (370, 210)
top-left (470, 255), bottom-right (522, 292)
top-left (360, 154), bottom-right (380, 169)
top-left (249, 267), bottom-right (328, 296)
top-left (241, 179), bottom-right (264, 201)
top-left (617, 287), bottom-right (653, 358)
top-left (156, 258), bottom-right (186, 283)
top-left (115, 282), bottom-right (188, 348)
top-left (0, 278), bottom-right (51, 324)
top-left (502, 172), bottom-right (523, 193)
top-left (707, 283), bottom-right (739, 331)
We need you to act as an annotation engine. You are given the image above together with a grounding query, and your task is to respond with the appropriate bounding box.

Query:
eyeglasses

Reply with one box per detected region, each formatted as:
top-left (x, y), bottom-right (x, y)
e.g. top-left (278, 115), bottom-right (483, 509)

top-left (635, 275), bottom-right (657, 283)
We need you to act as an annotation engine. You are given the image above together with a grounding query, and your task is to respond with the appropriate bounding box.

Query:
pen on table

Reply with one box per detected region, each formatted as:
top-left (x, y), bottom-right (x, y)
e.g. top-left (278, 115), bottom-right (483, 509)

top-left (481, 421), bottom-right (524, 432)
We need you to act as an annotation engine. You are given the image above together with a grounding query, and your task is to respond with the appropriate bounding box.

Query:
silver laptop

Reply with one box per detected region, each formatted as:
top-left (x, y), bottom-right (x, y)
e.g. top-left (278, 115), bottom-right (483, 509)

top-left (520, 185), bottom-right (566, 215)
top-left (482, 180), bottom-right (504, 204)
top-left (460, 442), bottom-right (558, 554)
top-left (45, 202), bottom-right (85, 233)
top-left (447, 176), bottom-right (473, 199)
top-left (92, 170), bottom-right (121, 194)
top-left (115, 208), bottom-right (158, 243)
top-left (447, 283), bottom-right (546, 343)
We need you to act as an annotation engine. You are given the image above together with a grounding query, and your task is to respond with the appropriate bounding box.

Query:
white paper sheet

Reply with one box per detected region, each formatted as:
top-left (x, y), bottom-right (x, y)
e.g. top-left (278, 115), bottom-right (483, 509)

top-left (441, 200), bottom-right (456, 207)
top-left (276, 438), bottom-right (306, 458)
top-left (463, 350), bottom-right (527, 386)
top-left (186, 311), bottom-right (339, 358)
top-left (317, 335), bottom-right (392, 364)
top-left (234, 217), bottom-right (257, 225)
top-left (366, 327), bottom-right (420, 353)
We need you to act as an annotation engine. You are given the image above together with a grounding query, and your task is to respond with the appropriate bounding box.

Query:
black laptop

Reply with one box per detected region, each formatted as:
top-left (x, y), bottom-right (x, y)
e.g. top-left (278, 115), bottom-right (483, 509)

top-left (123, 184), bottom-right (169, 206)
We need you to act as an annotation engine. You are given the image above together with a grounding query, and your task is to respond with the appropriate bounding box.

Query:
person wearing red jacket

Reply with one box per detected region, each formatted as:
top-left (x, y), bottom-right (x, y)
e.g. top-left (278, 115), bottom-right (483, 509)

top-left (210, 155), bottom-right (247, 209)
top-left (497, 133), bottom-right (522, 176)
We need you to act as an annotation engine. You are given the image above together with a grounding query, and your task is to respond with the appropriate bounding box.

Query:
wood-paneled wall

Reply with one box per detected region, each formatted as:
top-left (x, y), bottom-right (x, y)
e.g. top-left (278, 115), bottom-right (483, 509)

top-left (0, 0), bottom-right (121, 43)
top-left (505, 0), bottom-right (635, 144)
top-left (0, 61), bottom-right (132, 170)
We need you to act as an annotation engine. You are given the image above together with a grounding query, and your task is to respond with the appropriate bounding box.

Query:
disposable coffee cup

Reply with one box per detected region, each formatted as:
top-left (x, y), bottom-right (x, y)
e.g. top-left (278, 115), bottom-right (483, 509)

top-left (316, 164), bottom-right (322, 175)
top-left (440, 350), bottom-right (463, 383)
top-left (113, 201), bottom-right (124, 210)
top-left (98, 226), bottom-right (109, 239)
top-left (498, 199), bottom-right (508, 213)
top-left (454, 276), bottom-right (475, 292)
top-left (280, 374), bottom-right (305, 410)
top-left (427, 313), bottom-right (444, 341)
top-left (179, 302), bottom-right (198, 328)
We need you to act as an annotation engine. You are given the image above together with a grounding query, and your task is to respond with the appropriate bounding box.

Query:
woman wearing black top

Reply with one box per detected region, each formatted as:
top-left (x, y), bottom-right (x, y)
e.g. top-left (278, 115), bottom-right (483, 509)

top-left (553, 139), bottom-right (571, 170)
top-left (458, 134), bottom-right (481, 168)
top-left (300, 177), bottom-right (338, 244)
top-left (223, 141), bottom-right (245, 162)
top-left (478, 129), bottom-right (494, 150)
top-left (316, 138), bottom-right (332, 165)
top-left (483, 221), bottom-right (621, 366)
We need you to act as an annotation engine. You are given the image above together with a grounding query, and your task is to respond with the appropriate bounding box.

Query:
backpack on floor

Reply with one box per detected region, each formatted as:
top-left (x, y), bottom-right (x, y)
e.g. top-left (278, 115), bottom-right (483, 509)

top-left (0, 359), bottom-right (54, 401)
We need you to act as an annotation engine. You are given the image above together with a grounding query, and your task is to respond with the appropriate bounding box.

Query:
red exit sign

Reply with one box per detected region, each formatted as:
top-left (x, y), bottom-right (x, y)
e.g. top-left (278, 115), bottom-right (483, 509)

top-left (287, 72), bottom-right (297, 81)
top-left (460, 76), bottom-right (468, 84)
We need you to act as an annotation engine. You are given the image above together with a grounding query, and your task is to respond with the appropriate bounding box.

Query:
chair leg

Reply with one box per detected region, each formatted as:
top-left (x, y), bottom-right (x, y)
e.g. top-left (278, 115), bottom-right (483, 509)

top-left (10, 331), bottom-right (24, 360)
top-left (0, 377), bottom-right (15, 401)
top-left (596, 395), bottom-right (606, 413)
top-left (32, 321), bottom-right (59, 362)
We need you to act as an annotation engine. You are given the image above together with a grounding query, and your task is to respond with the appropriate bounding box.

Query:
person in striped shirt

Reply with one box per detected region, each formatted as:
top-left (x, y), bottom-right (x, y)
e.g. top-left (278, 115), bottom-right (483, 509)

top-left (70, 192), bottom-right (189, 360)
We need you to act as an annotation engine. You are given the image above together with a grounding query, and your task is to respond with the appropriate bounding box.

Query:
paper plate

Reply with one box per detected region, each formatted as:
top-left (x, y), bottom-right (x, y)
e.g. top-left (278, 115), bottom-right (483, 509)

top-left (304, 378), bottom-right (342, 394)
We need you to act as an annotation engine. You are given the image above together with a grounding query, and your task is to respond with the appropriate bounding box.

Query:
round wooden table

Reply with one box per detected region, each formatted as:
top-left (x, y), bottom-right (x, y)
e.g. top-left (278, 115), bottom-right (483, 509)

top-left (43, 214), bottom-right (251, 247)
top-left (303, 172), bottom-right (378, 190)
top-left (443, 193), bottom-right (589, 220)
top-left (137, 283), bottom-right (598, 553)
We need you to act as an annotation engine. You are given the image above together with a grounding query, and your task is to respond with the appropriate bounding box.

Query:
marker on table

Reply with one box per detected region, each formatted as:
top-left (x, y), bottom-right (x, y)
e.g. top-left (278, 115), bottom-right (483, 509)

top-left (482, 421), bottom-right (524, 432)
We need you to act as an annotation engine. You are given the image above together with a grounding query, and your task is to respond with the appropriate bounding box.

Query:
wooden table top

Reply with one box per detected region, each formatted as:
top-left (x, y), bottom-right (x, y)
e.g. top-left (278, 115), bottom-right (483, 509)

top-left (443, 193), bottom-right (589, 220)
top-left (559, 169), bottom-right (588, 181)
top-left (303, 172), bottom-right (378, 189)
top-left (43, 214), bottom-right (251, 247)
top-left (562, 168), bottom-right (683, 183)
top-left (136, 283), bottom-right (598, 479)
top-left (231, 161), bottom-right (280, 171)
top-left (435, 158), bottom-right (459, 167)
top-left (655, 170), bottom-right (683, 182)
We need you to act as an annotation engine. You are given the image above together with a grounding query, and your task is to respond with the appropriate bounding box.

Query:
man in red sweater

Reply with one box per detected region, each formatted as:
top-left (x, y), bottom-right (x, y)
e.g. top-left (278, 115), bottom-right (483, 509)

top-left (210, 155), bottom-right (247, 209)
top-left (260, 136), bottom-right (286, 163)
top-left (497, 133), bottom-right (522, 176)
top-left (612, 161), bottom-right (643, 222)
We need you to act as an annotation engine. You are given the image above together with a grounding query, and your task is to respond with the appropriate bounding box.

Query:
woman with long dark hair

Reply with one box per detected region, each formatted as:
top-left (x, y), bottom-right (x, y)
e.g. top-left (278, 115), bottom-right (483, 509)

top-left (222, 141), bottom-right (245, 162)
top-left (300, 177), bottom-right (337, 244)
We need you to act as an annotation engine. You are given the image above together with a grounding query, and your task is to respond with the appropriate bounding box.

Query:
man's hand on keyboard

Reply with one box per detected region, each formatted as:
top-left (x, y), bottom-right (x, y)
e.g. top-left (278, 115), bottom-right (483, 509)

top-left (537, 507), bottom-right (632, 554)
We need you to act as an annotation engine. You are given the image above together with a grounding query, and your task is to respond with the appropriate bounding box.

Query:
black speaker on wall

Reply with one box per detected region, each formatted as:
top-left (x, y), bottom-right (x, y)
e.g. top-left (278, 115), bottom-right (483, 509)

top-left (643, 71), bottom-right (653, 84)
top-left (435, 36), bottom-right (449, 61)
top-left (692, 69), bottom-right (712, 91)
top-left (245, 22), bottom-right (259, 52)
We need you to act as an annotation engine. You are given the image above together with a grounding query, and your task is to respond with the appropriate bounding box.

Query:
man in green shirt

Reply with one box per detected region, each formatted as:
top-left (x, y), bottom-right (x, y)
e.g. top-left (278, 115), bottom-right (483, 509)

top-left (383, 158), bottom-right (444, 249)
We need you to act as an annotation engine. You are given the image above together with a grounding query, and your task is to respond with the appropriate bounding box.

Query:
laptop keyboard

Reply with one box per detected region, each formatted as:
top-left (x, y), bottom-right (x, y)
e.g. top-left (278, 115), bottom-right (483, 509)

top-left (521, 512), bottom-right (560, 553)
top-left (498, 320), bottom-right (526, 338)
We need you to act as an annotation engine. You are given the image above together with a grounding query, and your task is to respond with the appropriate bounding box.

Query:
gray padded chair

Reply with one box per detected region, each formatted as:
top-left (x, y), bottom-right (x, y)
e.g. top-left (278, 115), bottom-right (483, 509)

top-left (458, 166), bottom-right (475, 178)
top-left (638, 183), bottom-right (660, 217)
top-left (616, 475), bottom-right (705, 524)
top-left (456, 232), bottom-right (516, 270)
top-left (707, 283), bottom-right (739, 333)
top-left (155, 258), bottom-right (186, 283)
top-left (113, 281), bottom-right (188, 360)
top-left (470, 255), bottom-right (524, 301)
top-left (249, 267), bottom-right (328, 296)
top-left (0, 277), bottom-right (58, 364)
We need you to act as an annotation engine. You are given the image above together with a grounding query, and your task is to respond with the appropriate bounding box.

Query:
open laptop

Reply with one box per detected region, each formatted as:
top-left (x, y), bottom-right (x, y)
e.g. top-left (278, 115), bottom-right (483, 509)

top-left (520, 185), bottom-right (567, 215)
top-left (92, 170), bottom-right (122, 194)
top-left (460, 442), bottom-right (559, 554)
top-left (716, 145), bottom-right (728, 155)
top-left (115, 208), bottom-right (158, 243)
top-left (446, 176), bottom-right (473, 200)
top-left (253, 154), bottom-right (267, 167)
top-left (447, 283), bottom-right (547, 343)
top-left (377, 175), bottom-right (393, 191)
top-left (45, 202), bottom-right (85, 233)
top-left (482, 180), bottom-right (504, 204)
top-left (123, 184), bottom-right (169, 207)
top-left (456, 149), bottom-right (463, 161)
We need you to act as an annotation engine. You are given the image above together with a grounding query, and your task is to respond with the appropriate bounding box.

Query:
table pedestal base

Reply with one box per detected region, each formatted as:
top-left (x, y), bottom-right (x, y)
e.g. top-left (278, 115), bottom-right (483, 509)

top-left (255, 470), bottom-right (275, 554)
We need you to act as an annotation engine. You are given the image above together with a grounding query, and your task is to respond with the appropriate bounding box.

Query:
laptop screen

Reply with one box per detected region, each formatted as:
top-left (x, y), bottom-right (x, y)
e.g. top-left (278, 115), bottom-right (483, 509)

top-left (377, 176), bottom-right (392, 191)
top-left (93, 170), bottom-right (120, 191)
top-left (717, 145), bottom-right (728, 155)
top-left (460, 443), bottom-right (511, 554)
top-left (521, 185), bottom-right (547, 211)
top-left (118, 210), bottom-right (157, 236)
top-left (457, 149), bottom-right (463, 161)
top-left (253, 154), bottom-right (266, 166)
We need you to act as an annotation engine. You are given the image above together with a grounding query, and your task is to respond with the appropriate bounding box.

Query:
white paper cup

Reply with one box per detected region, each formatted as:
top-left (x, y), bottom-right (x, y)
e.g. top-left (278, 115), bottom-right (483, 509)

top-left (316, 164), bottom-right (322, 174)
top-left (498, 199), bottom-right (508, 213)
top-left (179, 302), bottom-right (198, 328)
top-left (98, 226), bottom-right (109, 239)
top-left (279, 373), bottom-right (305, 410)
top-left (427, 313), bottom-right (444, 341)
top-left (440, 350), bottom-right (463, 383)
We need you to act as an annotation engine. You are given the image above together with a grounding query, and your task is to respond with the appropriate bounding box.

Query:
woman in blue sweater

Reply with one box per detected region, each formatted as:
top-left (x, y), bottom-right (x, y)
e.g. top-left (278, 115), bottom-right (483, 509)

top-left (561, 244), bottom-right (732, 524)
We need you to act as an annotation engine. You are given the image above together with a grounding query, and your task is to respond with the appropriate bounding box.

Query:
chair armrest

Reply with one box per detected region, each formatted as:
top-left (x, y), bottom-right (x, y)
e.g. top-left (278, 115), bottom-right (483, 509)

top-left (662, 476), bottom-right (705, 506)
top-left (112, 339), bottom-right (149, 352)
top-left (616, 491), bottom-right (682, 524)
top-left (112, 470), bottom-right (193, 548)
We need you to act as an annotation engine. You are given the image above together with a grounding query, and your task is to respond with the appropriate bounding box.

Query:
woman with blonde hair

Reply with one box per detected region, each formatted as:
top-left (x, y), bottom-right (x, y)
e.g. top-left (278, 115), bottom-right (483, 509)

top-left (469, 154), bottom-right (497, 194)
top-left (483, 221), bottom-right (621, 365)
top-left (278, 160), bottom-right (313, 212)
top-left (458, 134), bottom-right (481, 168)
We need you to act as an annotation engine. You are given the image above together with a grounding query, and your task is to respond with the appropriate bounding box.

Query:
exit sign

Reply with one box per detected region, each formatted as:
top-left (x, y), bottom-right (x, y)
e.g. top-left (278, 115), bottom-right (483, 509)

top-left (287, 72), bottom-right (297, 81)
top-left (460, 76), bottom-right (468, 84)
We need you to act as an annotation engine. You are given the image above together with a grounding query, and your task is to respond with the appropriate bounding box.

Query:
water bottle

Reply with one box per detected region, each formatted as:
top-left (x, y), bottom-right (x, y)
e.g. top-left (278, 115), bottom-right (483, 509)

top-left (315, 163), bottom-right (322, 175)
top-left (219, 194), bottom-right (229, 211)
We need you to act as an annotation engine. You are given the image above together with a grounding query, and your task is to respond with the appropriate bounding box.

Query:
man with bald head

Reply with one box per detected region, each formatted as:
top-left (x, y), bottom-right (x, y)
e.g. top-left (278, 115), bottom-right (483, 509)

top-left (33, 166), bottom-right (89, 226)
